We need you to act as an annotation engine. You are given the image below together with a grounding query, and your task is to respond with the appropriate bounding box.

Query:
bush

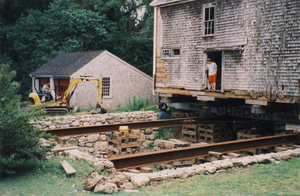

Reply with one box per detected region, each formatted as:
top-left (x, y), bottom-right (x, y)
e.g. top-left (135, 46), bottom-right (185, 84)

top-left (154, 127), bottom-right (176, 140)
top-left (0, 64), bottom-right (50, 175)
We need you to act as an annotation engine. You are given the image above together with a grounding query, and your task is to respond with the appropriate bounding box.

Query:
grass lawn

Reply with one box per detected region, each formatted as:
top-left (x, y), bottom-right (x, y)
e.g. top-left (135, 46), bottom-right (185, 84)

top-left (0, 157), bottom-right (299, 196)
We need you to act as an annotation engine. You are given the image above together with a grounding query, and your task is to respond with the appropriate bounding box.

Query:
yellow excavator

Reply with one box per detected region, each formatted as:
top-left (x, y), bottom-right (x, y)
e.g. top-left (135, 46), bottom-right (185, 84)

top-left (28, 76), bottom-right (106, 115)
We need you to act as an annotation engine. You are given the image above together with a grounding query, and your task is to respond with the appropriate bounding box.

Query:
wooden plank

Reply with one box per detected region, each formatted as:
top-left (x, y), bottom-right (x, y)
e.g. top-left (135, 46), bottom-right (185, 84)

top-left (245, 99), bottom-right (268, 106)
top-left (197, 96), bottom-right (216, 101)
top-left (60, 160), bottom-right (76, 175)
top-left (161, 88), bottom-right (191, 96)
top-left (140, 167), bottom-right (153, 173)
top-left (51, 146), bottom-right (79, 152)
top-left (208, 151), bottom-right (222, 157)
top-left (190, 91), bottom-right (205, 96)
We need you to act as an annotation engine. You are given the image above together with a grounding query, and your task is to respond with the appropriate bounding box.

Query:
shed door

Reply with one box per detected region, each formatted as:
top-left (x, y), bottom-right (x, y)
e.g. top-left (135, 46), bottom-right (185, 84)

top-left (55, 79), bottom-right (70, 105)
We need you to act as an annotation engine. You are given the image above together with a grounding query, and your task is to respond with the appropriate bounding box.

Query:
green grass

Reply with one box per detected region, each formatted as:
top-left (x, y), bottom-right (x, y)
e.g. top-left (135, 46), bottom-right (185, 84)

top-left (113, 96), bottom-right (155, 113)
top-left (1, 157), bottom-right (300, 196)
top-left (0, 156), bottom-right (104, 196)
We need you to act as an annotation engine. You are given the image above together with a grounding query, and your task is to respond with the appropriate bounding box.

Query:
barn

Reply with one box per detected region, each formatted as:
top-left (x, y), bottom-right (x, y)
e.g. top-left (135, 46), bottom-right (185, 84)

top-left (150, 0), bottom-right (300, 121)
top-left (30, 50), bottom-right (156, 110)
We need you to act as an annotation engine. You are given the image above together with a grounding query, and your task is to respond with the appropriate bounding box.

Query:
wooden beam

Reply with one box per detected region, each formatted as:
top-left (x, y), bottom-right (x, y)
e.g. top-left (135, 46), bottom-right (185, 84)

top-left (60, 160), bottom-right (76, 175)
top-left (245, 99), bottom-right (268, 106)
top-left (197, 96), bottom-right (215, 101)
top-left (162, 89), bottom-right (191, 96)
top-left (51, 146), bottom-right (79, 152)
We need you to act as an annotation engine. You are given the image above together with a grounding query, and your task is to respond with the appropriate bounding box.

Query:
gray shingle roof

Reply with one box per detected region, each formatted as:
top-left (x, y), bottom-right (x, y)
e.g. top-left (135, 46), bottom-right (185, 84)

top-left (31, 50), bottom-right (105, 77)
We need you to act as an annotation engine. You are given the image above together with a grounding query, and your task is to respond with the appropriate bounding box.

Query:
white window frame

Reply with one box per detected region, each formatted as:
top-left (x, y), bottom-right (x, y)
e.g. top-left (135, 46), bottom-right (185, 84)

top-left (161, 48), bottom-right (181, 59)
top-left (102, 77), bottom-right (112, 98)
top-left (162, 49), bottom-right (171, 57)
top-left (203, 4), bottom-right (216, 36)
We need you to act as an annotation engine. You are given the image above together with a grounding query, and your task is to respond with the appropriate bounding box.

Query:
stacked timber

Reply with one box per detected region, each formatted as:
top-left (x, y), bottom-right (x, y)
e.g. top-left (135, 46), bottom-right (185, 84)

top-left (181, 125), bottom-right (199, 143)
top-left (236, 121), bottom-right (286, 155)
top-left (153, 139), bottom-right (195, 169)
top-left (154, 139), bottom-right (191, 149)
top-left (198, 123), bottom-right (228, 143)
top-left (107, 130), bottom-right (140, 156)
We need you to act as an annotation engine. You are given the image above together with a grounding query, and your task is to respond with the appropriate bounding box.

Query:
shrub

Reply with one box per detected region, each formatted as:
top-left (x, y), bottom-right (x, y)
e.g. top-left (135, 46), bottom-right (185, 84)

top-left (154, 127), bottom-right (176, 140)
top-left (0, 64), bottom-right (50, 175)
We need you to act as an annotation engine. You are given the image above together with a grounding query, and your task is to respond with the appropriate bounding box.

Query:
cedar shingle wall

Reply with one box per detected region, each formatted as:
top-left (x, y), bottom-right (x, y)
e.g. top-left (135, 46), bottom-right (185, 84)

top-left (156, 0), bottom-right (300, 97)
top-left (73, 53), bottom-right (155, 110)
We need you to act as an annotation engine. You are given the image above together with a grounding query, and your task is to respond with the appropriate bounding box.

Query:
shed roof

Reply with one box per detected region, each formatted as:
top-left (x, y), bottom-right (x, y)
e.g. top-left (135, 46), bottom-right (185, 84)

top-left (30, 50), bottom-right (105, 77)
top-left (150, 0), bottom-right (196, 7)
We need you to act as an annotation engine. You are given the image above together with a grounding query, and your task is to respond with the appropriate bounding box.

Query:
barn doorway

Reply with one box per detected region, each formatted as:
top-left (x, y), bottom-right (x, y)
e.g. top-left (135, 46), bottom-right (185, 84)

top-left (205, 51), bottom-right (222, 91)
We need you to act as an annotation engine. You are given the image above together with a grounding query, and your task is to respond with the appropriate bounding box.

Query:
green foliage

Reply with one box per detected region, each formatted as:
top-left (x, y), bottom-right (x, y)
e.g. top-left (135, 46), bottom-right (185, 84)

top-left (154, 127), bottom-right (176, 140)
top-left (0, 64), bottom-right (50, 175)
top-left (1, 0), bottom-right (154, 99)
top-left (0, 156), bottom-right (107, 195)
top-left (113, 96), bottom-right (152, 112)
top-left (4, 0), bottom-right (118, 98)
top-left (147, 142), bottom-right (154, 149)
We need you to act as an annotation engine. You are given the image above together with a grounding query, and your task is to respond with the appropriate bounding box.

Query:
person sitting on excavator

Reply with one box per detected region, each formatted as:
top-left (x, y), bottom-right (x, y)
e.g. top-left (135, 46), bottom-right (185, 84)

top-left (42, 81), bottom-right (52, 93)
top-left (42, 81), bottom-right (60, 101)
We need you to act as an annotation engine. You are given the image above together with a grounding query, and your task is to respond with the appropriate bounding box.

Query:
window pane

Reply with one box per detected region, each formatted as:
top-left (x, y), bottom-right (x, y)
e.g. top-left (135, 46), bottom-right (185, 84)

top-left (102, 77), bottom-right (110, 97)
top-left (205, 8), bottom-right (209, 21)
top-left (162, 49), bottom-right (170, 56)
top-left (210, 7), bottom-right (215, 20)
top-left (172, 49), bottom-right (180, 55)
top-left (204, 7), bottom-right (215, 35)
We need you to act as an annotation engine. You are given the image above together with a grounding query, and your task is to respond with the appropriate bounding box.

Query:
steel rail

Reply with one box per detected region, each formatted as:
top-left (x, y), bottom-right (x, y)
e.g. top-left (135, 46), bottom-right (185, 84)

top-left (108, 133), bottom-right (300, 170)
top-left (44, 117), bottom-right (250, 137)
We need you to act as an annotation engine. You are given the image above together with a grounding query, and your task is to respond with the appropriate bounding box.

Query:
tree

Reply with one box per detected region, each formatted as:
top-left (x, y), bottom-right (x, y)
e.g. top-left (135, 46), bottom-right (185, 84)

top-left (5, 0), bottom-right (118, 98)
top-left (68, 0), bottom-right (154, 75)
top-left (1, 0), bottom-right (154, 99)
top-left (0, 64), bottom-right (48, 175)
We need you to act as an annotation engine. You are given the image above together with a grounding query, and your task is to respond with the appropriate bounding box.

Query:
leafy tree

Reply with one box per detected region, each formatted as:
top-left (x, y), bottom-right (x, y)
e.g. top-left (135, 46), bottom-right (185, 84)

top-left (71, 0), bottom-right (154, 75)
top-left (0, 64), bottom-right (49, 175)
top-left (4, 0), bottom-right (118, 98)
top-left (1, 0), bottom-right (154, 99)
top-left (0, 0), bottom-right (52, 25)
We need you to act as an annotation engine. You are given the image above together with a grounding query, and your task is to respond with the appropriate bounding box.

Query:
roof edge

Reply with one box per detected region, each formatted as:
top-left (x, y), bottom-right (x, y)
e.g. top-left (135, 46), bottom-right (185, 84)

top-left (150, 0), bottom-right (196, 7)
top-left (105, 51), bottom-right (153, 81)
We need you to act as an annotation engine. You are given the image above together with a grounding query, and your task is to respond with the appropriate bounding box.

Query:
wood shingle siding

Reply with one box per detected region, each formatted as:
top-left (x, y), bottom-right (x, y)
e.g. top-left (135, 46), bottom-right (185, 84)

top-left (152, 0), bottom-right (300, 102)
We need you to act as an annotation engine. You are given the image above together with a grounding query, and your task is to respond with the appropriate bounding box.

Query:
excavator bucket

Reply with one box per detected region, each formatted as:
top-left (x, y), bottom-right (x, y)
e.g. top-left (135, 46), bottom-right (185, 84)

top-left (89, 104), bottom-right (107, 114)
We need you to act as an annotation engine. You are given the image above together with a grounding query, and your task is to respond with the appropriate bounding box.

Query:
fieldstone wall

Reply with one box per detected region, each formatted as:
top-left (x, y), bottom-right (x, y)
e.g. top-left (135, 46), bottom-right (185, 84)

top-left (32, 111), bottom-right (158, 158)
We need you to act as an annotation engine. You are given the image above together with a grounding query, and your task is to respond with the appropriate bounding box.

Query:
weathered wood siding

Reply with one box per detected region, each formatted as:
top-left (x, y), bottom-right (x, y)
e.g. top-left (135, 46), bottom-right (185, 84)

top-left (155, 0), bottom-right (300, 99)
top-left (71, 52), bottom-right (155, 110)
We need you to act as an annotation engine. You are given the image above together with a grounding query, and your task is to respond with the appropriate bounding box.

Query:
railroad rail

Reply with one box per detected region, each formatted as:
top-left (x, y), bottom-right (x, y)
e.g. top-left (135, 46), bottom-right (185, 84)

top-left (44, 117), bottom-right (250, 137)
top-left (108, 133), bottom-right (300, 170)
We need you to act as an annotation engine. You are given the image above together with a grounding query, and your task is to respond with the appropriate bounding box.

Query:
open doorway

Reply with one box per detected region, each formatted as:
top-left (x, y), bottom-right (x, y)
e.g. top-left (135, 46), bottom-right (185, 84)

top-left (205, 51), bottom-right (222, 91)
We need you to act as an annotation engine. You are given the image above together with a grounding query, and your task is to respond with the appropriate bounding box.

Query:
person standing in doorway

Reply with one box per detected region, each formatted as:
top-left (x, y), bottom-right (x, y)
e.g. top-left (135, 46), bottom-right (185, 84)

top-left (206, 58), bottom-right (217, 91)
top-left (157, 99), bottom-right (168, 120)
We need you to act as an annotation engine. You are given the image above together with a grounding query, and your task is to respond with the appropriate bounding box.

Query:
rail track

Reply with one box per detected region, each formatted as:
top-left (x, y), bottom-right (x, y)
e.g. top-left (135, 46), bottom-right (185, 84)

top-left (43, 117), bottom-right (300, 171)
top-left (44, 116), bottom-right (250, 137)
top-left (108, 133), bottom-right (300, 170)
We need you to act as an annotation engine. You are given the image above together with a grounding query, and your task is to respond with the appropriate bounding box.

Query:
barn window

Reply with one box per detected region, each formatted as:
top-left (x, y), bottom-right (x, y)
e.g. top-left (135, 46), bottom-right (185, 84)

top-left (172, 49), bottom-right (180, 55)
top-left (162, 49), bottom-right (171, 56)
top-left (204, 5), bottom-right (215, 36)
top-left (102, 77), bottom-right (111, 98)
top-left (162, 48), bottom-right (180, 58)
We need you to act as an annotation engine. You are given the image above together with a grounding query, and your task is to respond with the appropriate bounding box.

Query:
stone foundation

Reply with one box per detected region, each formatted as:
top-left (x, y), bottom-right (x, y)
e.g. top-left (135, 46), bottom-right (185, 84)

top-left (33, 111), bottom-right (158, 158)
